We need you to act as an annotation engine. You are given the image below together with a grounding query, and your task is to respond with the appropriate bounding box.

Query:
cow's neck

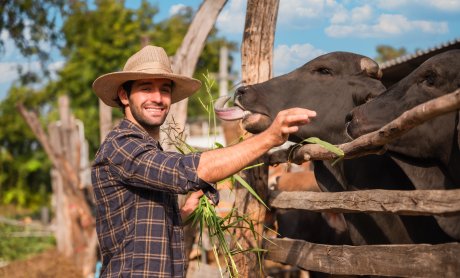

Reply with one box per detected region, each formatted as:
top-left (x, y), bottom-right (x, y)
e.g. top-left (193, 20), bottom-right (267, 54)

top-left (446, 156), bottom-right (460, 188)
top-left (446, 111), bottom-right (460, 187)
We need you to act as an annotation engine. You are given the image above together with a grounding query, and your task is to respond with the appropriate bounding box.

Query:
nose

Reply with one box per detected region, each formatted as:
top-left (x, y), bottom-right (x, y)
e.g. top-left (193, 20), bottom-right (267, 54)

top-left (345, 110), bottom-right (354, 124)
top-left (148, 90), bottom-right (163, 103)
top-left (234, 86), bottom-right (247, 102)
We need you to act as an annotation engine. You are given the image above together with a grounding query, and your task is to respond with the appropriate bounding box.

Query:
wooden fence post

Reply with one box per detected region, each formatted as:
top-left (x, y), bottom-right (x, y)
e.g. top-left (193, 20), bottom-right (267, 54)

top-left (233, 0), bottom-right (279, 276)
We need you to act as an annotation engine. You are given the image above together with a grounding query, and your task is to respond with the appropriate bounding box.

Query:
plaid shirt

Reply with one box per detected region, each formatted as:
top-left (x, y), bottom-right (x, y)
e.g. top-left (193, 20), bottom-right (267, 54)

top-left (92, 119), bottom-right (218, 278)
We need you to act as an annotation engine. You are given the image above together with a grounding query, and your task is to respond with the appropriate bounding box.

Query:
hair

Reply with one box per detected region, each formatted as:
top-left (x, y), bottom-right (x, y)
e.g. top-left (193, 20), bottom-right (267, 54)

top-left (115, 80), bottom-right (135, 112)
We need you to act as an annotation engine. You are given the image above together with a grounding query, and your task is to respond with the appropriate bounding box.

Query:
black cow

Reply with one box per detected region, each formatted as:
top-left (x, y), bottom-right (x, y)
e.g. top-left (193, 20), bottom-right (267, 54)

top-left (346, 49), bottom-right (460, 240)
top-left (216, 51), bottom-right (455, 245)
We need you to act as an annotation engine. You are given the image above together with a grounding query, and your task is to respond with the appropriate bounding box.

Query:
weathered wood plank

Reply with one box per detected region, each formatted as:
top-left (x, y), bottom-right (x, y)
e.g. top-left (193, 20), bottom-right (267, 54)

top-left (269, 189), bottom-right (460, 216)
top-left (265, 238), bottom-right (460, 277)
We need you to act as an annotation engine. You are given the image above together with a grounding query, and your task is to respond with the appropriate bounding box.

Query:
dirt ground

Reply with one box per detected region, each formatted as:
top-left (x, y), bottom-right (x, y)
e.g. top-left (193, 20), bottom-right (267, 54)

top-left (0, 249), bottom-right (83, 278)
top-left (0, 249), bottom-right (306, 278)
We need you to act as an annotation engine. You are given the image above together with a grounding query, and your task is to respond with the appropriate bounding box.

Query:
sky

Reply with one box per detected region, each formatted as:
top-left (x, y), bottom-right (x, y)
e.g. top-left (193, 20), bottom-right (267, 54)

top-left (1, 0), bottom-right (460, 99)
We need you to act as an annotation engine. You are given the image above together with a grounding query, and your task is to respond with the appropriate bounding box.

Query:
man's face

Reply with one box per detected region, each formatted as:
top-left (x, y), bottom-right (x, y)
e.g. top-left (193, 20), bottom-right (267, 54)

top-left (119, 78), bottom-right (173, 131)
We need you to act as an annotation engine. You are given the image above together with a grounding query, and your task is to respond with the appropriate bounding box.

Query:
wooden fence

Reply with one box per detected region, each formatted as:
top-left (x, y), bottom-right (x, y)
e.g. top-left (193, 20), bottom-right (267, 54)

top-left (263, 90), bottom-right (460, 277)
top-left (265, 190), bottom-right (460, 277)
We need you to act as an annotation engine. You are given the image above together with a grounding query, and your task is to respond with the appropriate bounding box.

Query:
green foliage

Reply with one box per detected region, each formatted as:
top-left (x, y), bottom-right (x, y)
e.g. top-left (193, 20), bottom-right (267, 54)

top-left (0, 86), bottom-right (52, 209)
top-left (0, 223), bottom-right (55, 261)
top-left (301, 137), bottom-right (344, 157)
top-left (375, 45), bottom-right (407, 63)
top-left (185, 196), bottom-right (266, 278)
top-left (291, 137), bottom-right (345, 166)
top-left (0, 0), bottom-right (67, 83)
top-left (0, 0), bottom-right (237, 212)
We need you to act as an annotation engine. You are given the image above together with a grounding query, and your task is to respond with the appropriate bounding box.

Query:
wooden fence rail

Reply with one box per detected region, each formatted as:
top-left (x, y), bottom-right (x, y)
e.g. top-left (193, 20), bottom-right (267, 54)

top-left (264, 238), bottom-right (460, 277)
top-left (267, 189), bottom-right (460, 276)
top-left (265, 91), bottom-right (460, 276)
top-left (269, 189), bottom-right (460, 216)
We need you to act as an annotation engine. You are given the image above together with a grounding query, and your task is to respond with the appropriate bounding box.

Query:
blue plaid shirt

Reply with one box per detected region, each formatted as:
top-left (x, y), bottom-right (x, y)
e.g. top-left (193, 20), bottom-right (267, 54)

top-left (92, 119), bottom-right (218, 277)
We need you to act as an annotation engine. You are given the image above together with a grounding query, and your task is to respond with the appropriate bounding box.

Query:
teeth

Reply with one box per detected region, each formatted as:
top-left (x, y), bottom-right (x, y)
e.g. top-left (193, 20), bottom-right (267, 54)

top-left (243, 111), bottom-right (252, 117)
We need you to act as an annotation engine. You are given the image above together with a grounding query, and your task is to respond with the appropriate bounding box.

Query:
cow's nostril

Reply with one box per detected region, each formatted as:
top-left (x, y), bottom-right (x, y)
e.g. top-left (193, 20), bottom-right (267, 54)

top-left (234, 87), bottom-right (247, 103)
top-left (235, 86), bottom-right (246, 96)
top-left (345, 112), bottom-right (353, 124)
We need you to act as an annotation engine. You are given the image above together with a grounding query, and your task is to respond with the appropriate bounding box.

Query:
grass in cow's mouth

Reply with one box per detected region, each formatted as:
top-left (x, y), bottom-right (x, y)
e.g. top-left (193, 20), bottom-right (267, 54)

top-left (163, 73), bottom-right (269, 277)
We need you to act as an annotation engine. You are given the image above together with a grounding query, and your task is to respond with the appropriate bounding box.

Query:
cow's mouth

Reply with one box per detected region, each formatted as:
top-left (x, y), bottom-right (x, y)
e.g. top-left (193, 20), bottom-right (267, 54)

top-left (214, 96), bottom-right (272, 133)
top-left (214, 96), bottom-right (251, 121)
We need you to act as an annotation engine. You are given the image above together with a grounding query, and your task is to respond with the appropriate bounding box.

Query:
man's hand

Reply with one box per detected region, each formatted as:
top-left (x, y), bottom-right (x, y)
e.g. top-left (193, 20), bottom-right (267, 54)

top-left (264, 108), bottom-right (317, 146)
top-left (180, 190), bottom-right (205, 221)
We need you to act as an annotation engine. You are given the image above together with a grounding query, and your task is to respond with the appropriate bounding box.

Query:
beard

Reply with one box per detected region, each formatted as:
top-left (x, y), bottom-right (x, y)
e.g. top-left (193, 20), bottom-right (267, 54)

top-left (129, 101), bottom-right (169, 132)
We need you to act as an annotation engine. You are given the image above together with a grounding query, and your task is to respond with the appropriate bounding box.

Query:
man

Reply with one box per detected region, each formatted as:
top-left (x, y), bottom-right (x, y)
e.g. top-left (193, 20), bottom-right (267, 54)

top-left (91, 45), bottom-right (316, 277)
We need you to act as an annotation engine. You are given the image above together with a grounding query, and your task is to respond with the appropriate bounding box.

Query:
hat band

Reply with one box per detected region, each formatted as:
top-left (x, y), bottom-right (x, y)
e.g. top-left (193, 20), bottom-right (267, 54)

top-left (125, 62), bottom-right (173, 74)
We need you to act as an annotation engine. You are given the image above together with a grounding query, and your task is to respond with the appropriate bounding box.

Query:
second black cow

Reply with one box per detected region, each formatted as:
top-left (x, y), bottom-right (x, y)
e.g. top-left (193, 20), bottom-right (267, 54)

top-left (346, 49), bottom-right (460, 240)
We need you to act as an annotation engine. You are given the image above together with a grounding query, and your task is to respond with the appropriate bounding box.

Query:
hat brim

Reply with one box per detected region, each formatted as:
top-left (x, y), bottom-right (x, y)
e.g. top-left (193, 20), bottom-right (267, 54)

top-left (92, 71), bottom-right (202, 107)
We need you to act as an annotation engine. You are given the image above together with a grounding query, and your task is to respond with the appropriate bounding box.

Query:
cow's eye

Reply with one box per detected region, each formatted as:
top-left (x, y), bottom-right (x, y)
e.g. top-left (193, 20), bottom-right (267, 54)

top-left (316, 67), bottom-right (332, 75)
top-left (423, 71), bottom-right (437, 86)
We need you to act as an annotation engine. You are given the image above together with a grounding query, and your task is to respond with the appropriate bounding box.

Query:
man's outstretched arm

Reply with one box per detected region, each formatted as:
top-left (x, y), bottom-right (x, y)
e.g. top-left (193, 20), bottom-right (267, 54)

top-left (197, 108), bottom-right (316, 183)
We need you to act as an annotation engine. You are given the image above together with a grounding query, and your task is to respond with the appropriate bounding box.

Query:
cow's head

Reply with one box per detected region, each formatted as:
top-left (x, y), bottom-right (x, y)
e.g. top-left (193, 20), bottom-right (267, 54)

top-left (346, 49), bottom-right (460, 163)
top-left (215, 52), bottom-right (385, 144)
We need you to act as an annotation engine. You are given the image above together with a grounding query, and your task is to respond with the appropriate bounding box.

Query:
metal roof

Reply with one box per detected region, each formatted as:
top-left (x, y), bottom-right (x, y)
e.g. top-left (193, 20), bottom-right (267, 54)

top-left (379, 38), bottom-right (460, 87)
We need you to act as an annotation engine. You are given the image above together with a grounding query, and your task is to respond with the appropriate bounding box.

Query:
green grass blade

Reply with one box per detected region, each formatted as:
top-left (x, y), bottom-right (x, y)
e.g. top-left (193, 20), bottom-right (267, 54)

top-left (302, 136), bottom-right (344, 157)
top-left (233, 174), bottom-right (268, 209)
top-left (242, 162), bottom-right (264, 171)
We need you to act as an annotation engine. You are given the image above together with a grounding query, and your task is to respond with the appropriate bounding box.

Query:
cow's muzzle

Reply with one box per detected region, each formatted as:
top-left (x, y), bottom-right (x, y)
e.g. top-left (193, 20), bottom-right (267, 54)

top-left (214, 96), bottom-right (251, 121)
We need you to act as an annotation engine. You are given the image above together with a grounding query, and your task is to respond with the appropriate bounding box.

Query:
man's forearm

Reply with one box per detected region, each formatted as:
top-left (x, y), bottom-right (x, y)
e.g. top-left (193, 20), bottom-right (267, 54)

top-left (197, 131), bottom-right (273, 183)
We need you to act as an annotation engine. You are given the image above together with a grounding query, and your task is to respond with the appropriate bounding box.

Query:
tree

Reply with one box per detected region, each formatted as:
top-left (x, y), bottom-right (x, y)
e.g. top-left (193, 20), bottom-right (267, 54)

top-left (0, 0), bottom-right (67, 83)
top-left (0, 86), bottom-right (52, 208)
top-left (147, 6), bottom-right (238, 120)
top-left (375, 45), bottom-right (407, 63)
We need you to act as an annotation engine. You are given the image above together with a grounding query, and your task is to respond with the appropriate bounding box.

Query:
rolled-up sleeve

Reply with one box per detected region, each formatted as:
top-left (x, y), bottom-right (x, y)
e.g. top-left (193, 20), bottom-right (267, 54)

top-left (107, 134), bottom-right (210, 194)
top-left (92, 120), bottom-right (219, 205)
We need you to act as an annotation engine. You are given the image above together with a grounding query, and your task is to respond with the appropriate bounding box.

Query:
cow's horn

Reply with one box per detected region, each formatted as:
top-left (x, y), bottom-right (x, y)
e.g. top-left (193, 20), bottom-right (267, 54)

top-left (360, 57), bottom-right (383, 79)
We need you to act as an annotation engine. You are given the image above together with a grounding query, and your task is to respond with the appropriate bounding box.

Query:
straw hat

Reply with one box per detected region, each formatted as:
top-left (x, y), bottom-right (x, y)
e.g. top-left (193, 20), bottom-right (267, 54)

top-left (92, 45), bottom-right (201, 107)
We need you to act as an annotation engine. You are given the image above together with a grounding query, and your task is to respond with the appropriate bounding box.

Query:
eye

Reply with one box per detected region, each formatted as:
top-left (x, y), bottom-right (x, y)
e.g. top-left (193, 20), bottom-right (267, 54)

top-left (422, 70), bottom-right (437, 86)
top-left (316, 67), bottom-right (333, 75)
top-left (140, 86), bottom-right (152, 91)
top-left (161, 87), bottom-right (172, 94)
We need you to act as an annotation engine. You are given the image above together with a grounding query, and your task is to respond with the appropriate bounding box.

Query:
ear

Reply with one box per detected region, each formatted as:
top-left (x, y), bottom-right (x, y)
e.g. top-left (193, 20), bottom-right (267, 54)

top-left (117, 87), bottom-right (129, 106)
